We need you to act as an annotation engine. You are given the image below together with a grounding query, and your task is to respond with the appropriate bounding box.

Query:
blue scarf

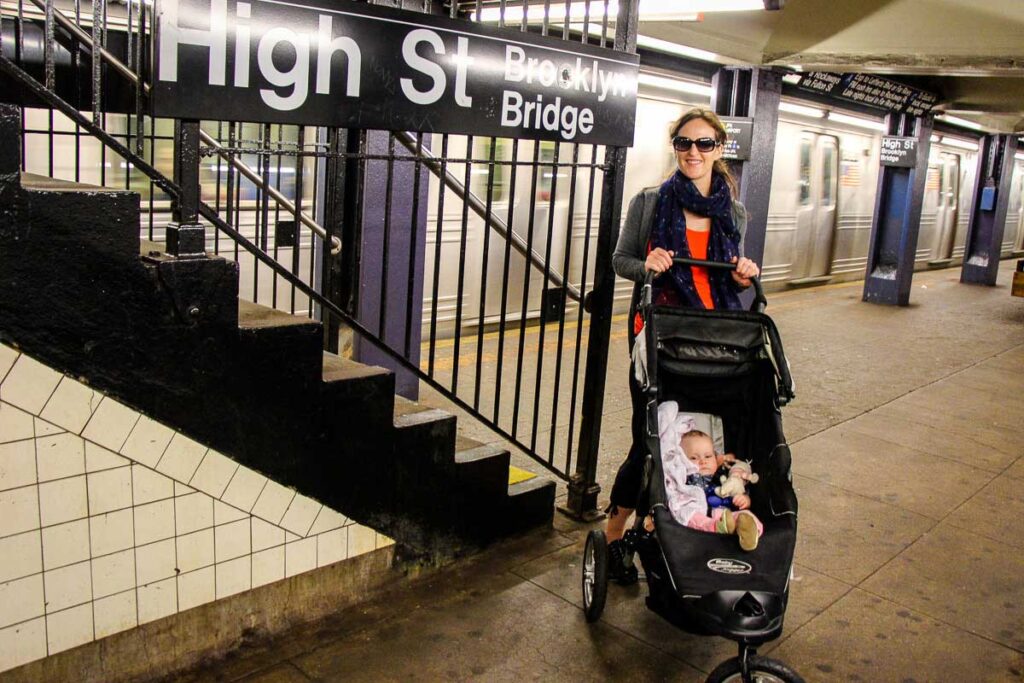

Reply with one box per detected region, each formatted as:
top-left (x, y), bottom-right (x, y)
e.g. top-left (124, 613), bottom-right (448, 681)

top-left (650, 171), bottom-right (742, 310)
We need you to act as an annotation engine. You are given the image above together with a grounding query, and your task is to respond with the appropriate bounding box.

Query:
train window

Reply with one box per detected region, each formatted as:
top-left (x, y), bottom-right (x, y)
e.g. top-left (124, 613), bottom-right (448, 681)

top-left (821, 144), bottom-right (836, 206)
top-left (472, 138), bottom-right (510, 203)
top-left (799, 139), bottom-right (812, 205)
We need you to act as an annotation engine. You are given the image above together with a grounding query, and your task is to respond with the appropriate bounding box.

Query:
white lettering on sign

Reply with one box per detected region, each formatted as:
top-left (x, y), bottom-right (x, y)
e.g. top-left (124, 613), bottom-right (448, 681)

top-left (400, 29), bottom-right (446, 105)
top-left (503, 46), bottom-right (630, 102)
top-left (501, 90), bottom-right (593, 140)
top-left (159, 0), bottom-right (228, 85)
top-left (257, 28), bottom-right (308, 110)
top-left (154, 0), bottom-right (640, 143)
top-left (316, 16), bottom-right (361, 96)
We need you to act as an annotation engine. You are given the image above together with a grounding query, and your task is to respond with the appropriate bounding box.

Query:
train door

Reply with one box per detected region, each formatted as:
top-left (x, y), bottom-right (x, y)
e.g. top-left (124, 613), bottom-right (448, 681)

top-left (1007, 158), bottom-right (1024, 253)
top-left (931, 152), bottom-right (961, 262)
top-left (792, 133), bottom-right (839, 280)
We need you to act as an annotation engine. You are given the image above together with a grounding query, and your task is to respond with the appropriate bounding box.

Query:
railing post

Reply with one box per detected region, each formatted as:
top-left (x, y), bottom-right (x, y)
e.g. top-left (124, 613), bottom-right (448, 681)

top-left (167, 118), bottom-right (206, 258)
top-left (562, 0), bottom-right (638, 521)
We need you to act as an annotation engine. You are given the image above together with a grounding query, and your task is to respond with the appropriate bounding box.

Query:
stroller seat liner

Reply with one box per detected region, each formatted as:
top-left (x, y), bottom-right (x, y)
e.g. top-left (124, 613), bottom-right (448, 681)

top-left (653, 506), bottom-right (795, 597)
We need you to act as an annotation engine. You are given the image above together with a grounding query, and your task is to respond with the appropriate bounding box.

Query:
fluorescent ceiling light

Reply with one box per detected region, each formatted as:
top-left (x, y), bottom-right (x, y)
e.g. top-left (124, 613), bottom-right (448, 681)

top-left (930, 134), bottom-right (941, 144)
top-left (940, 136), bottom-right (980, 151)
top-left (637, 73), bottom-right (714, 97)
top-left (781, 74), bottom-right (802, 85)
top-left (779, 101), bottom-right (825, 118)
top-left (477, 0), bottom-right (764, 23)
top-left (634, 35), bottom-right (719, 62)
top-left (827, 112), bottom-right (886, 132)
top-left (935, 114), bottom-right (985, 132)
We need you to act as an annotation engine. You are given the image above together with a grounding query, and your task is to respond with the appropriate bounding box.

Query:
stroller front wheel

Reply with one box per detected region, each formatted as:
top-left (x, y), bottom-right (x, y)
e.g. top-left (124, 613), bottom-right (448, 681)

top-left (705, 655), bottom-right (805, 683)
top-left (582, 530), bottom-right (608, 622)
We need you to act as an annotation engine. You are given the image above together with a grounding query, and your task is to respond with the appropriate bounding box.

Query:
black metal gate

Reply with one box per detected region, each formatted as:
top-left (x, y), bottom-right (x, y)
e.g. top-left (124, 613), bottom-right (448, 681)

top-left (0, 0), bottom-right (639, 517)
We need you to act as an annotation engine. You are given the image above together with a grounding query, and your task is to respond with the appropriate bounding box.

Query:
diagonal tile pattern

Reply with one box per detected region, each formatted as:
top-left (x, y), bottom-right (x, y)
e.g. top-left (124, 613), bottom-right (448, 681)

top-left (0, 344), bottom-right (392, 673)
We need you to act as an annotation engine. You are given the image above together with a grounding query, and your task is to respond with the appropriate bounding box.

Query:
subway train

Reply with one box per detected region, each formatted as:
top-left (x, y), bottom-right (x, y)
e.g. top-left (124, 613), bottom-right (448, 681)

top-left (17, 72), bottom-right (1024, 330)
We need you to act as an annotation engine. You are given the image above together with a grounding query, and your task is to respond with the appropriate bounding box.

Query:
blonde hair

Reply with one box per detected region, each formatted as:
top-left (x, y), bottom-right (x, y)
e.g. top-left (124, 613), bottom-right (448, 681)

top-left (668, 108), bottom-right (738, 196)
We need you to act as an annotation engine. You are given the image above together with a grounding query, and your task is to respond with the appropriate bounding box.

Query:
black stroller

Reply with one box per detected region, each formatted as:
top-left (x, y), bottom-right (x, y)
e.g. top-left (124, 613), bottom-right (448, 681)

top-left (582, 258), bottom-right (802, 683)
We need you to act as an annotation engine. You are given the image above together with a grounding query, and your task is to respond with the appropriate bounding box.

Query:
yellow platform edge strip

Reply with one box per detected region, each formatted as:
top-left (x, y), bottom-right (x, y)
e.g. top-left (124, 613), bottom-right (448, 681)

top-left (508, 466), bottom-right (536, 486)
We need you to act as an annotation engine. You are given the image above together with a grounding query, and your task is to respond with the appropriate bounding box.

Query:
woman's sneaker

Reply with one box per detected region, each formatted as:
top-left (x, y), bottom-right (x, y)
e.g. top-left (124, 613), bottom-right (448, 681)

top-left (607, 540), bottom-right (639, 585)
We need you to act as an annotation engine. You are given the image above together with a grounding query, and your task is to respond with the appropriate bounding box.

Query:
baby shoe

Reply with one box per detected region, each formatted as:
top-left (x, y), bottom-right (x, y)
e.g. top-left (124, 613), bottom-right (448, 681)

top-left (735, 512), bottom-right (759, 552)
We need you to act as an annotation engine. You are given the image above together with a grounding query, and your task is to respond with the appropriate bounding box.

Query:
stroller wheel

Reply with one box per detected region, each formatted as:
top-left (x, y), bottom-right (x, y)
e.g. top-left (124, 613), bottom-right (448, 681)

top-left (705, 655), bottom-right (805, 683)
top-left (582, 530), bottom-right (608, 622)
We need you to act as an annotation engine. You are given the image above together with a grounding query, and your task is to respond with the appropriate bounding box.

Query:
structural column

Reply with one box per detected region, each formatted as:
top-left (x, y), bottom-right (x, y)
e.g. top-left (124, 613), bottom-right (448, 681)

top-left (862, 113), bottom-right (932, 306)
top-left (961, 134), bottom-right (1018, 285)
top-left (711, 67), bottom-right (782, 271)
top-left (352, 131), bottom-right (430, 399)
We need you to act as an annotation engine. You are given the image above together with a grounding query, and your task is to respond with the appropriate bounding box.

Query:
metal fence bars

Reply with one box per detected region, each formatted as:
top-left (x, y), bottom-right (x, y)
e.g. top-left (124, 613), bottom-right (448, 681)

top-left (0, 0), bottom-right (640, 517)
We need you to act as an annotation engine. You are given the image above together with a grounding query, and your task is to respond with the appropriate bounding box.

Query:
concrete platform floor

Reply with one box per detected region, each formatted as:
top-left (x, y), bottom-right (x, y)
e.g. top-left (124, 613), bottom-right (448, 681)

top-left (178, 265), bottom-right (1024, 682)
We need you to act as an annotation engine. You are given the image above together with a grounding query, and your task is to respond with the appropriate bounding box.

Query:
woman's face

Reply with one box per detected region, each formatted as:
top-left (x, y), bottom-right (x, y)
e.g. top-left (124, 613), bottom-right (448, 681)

top-left (673, 117), bottom-right (723, 185)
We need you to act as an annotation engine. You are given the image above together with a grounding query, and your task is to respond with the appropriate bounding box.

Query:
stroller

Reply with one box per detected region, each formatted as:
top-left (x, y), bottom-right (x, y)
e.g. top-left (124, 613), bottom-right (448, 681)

top-left (582, 258), bottom-right (802, 683)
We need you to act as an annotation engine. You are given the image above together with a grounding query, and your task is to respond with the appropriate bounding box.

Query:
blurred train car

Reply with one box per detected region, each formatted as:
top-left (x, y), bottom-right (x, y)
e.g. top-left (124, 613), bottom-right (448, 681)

top-left (16, 72), bottom-right (1024, 330)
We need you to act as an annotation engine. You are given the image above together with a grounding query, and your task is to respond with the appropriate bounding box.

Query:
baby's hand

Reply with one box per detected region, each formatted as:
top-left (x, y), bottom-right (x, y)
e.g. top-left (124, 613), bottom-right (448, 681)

top-left (732, 494), bottom-right (751, 510)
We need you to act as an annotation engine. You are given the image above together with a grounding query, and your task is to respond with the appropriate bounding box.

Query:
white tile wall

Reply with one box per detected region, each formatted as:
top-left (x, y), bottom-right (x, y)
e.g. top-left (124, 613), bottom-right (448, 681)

top-left (88, 467), bottom-right (133, 515)
top-left (214, 556), bottom-right (250, 599)
top-left (156, 434), bottom-right (206, 482)
top-left (1, 355), bottom-right (62, 415)
top-left (0, 531), bottom-right (42, 583)
top-left (121, 417), bottom-right (174, 469)
top-left (38, 476), bottom-right (88, 527)
top-left (40, 377), bottom-right (100, 435)
top-left (41, 519), bottom-right (90, 570)
top-left (81, 397), bottom-right (139, 453)
top-left (0, 486), bottom-right (41, 537)
top-left (93, 591), bottom-right (137, 639)
top-left (46, 603), bottom-right (94, 655)
top-left (35, 433), bottom-right (85, 482)
top-left (0, 402), bottom-right (34, 444)
top-left (43, 560), bottom-right (93, 612)
top-left (0, 617), bottom-right (46, 672)
top-left (0, 439), bottom-right (37, 491)
top-left (0, 345), bottom-right (394, 674)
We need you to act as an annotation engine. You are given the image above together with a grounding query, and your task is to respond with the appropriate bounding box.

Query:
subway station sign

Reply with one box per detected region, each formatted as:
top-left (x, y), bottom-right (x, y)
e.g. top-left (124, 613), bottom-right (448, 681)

top-left (796, 72), bottom-right (937, 117)
top-left (720, 116), bottom-right (753, 161)
top-left (152, 0), bottom-right (640, 146)
top-left (879, 136), bottom-right (918, 168)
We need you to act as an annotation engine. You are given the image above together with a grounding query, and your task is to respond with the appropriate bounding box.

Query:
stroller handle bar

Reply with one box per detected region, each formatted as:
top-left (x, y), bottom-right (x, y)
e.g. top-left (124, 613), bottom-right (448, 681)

top-left (641, 257), bottom-right (768, 313)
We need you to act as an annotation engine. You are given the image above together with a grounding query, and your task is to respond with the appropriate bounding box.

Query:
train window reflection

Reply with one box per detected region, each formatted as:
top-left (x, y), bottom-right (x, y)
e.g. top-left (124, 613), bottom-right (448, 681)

top-left (821, 143), bottom-right (836, 206)
top-left (472, 138), bottom-right (510, 203)
top-left (799, 138), bottom-right (812, 205)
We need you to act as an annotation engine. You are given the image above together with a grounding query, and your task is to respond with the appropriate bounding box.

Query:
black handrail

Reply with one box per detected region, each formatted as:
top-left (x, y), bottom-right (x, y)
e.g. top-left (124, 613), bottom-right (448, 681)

top-left (640, 256), bottom-right (767, 313)
top-left (0, 51), bottom-right (567, 477)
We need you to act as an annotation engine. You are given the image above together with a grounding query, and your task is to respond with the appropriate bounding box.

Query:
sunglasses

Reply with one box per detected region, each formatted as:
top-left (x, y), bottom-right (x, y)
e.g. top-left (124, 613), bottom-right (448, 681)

top-left (672, 136), bottom-right (721, 153)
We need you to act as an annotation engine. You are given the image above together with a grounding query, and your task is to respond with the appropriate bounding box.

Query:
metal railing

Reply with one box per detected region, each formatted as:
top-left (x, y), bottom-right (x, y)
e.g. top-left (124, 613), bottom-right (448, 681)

top-left (0, 0), bottom-right (638, 516)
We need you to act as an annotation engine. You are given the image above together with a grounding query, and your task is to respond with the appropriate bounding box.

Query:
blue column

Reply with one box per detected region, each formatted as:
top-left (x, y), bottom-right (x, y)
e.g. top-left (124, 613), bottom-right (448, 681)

top-left (961, 134), bottom-right (1019, 285)
top-left (862, 114), bottom-right (933, 306)
top-left (353, 132), bottom-right (429, 399)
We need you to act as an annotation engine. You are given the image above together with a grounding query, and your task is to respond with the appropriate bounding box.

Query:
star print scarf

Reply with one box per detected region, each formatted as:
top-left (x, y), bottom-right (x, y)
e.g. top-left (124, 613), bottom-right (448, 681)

top-left (650, 170), bottom-right (742, 310)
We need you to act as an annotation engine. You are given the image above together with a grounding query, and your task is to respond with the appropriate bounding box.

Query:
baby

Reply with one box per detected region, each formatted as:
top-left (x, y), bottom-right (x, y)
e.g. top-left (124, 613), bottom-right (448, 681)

top-left (654, 402), bottom-right (762, 551)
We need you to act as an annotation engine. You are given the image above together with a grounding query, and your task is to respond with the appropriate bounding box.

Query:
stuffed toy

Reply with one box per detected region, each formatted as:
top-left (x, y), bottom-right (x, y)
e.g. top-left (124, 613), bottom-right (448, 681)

top-left (715, 460), bottom-right (759, 499)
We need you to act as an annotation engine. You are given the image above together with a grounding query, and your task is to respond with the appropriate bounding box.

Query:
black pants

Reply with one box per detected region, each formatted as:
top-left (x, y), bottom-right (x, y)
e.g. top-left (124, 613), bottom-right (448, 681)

top-left (608, 337), bottom-right (649, 511)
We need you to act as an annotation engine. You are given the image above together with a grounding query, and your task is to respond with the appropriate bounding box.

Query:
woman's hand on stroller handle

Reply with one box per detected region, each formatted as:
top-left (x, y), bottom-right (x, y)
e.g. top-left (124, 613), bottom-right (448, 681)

top-left (641, 257), bottom-right (768, 313)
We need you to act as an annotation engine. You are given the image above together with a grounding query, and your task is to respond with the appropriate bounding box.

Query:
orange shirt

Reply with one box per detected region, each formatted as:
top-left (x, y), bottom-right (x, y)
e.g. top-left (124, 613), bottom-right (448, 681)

top-left (686, 228), bottom-right (714, 309)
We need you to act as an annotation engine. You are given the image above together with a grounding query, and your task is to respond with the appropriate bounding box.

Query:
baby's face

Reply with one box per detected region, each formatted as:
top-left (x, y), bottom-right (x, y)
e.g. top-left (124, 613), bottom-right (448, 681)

top-left (682, 435), bottom-right (717, 476)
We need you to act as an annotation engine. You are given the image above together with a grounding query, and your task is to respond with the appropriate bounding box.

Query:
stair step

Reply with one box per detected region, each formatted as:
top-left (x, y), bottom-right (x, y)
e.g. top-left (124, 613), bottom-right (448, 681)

top-left (237, 298), bottom-right (320, 330)
top-left (322, 352), bottom-right (390, 382)
top-left (505, 476), bottom-right (557, 534)
top-left (20, 172), bottom-right (121, 193)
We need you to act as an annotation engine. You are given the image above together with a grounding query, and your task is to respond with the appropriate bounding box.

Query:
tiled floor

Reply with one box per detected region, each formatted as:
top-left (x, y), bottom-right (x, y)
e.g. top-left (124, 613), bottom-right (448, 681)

top-left (178, 265), bottom-right (1023, 681)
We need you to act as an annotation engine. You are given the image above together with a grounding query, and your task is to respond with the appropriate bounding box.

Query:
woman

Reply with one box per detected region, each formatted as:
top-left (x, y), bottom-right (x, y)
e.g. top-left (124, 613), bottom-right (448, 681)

top-left (604, 108), bottom-right (761, 584)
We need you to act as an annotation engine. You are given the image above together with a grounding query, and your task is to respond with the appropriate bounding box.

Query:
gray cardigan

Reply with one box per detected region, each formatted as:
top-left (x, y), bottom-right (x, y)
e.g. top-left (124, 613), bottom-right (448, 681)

top-left (612, 186), bottom-right (748, 318)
